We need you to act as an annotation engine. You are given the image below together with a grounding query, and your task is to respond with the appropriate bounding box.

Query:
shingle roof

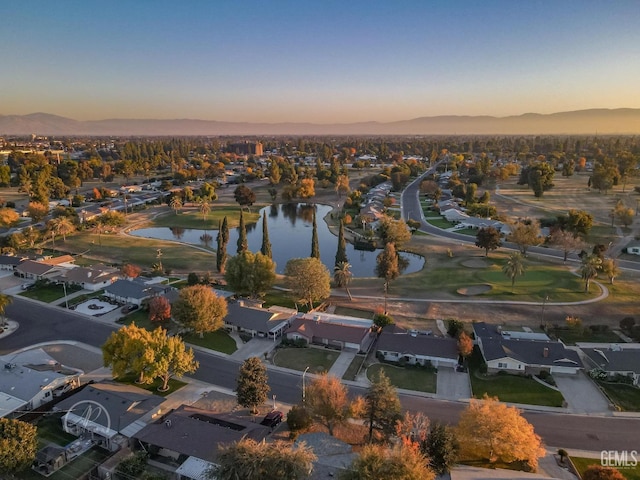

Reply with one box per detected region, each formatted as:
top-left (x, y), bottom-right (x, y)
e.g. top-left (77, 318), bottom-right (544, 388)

top-left (474, 322), bottom-right (581, 367)
top-left (133, 405), bottom-right (270, 462)
top-left (286, 317), bottom-right (370, 345)
top-left (0, 255), bottom-right (25, 266)
top-left (104, 279), bottom-right (165, 300)
top-left (16, 260), bottom-right (57, 276)
top-left (61, 265), bottom-right (119, 284)
top-left (224, 302), bottom-right (290, 334)
top-left (377, 332), bottom-right (459, 360)
top-left (582, 347), bottom-right (640, 374)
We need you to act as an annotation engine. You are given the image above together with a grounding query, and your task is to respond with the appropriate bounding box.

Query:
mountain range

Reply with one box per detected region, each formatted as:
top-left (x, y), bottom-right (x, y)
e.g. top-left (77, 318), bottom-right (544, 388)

top-left (1, 109), bottom-right (640, 136)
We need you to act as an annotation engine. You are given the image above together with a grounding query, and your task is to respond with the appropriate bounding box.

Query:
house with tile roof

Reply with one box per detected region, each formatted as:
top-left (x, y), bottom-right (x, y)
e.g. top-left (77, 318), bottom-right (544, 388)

top-left (473, 322), bottom-right (582, 375)
top-left (376, 328), bottom-right (460, 368)
top-left (581, 344), bottom-right (640, 386)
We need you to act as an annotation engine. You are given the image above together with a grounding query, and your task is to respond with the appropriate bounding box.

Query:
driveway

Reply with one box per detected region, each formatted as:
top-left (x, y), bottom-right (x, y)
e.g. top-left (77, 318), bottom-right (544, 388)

top-left (553, 372), bottom-right (610, 413)
top-left (437, 366), bottom-right (471, 400)
top-left (230, 337), bottom-right (278, 361)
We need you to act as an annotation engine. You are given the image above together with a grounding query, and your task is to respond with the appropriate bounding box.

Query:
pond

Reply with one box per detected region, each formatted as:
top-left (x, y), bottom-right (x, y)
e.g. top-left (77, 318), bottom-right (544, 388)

top-left (130, 203), bottom-right (425, 277)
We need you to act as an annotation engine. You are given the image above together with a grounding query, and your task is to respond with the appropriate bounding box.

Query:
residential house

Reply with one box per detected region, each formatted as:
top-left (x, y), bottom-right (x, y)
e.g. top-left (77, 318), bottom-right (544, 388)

top-left (224, 301), bottom-right (294, 340)
top-left (376, 328), bottom-right (460, 368)
top-left (58, 265), bottom-right (121, 291)
top-left (473, 322), bottom-right (582, 375)
top-left (15, 259), bottom-right (62, 280)
top-left (0, 348), bottom-right (81, 417)
top-left (285, 313), bottom-right (374, 352)
top-left (38, 254), bottom-right (76, 268)
top-left (581, 345), bottom-right (640, 386)
top-left (56, 381), bottom-right (164, 451)
top-left (103, 278), bottom-right (175, 306)
top-left (132, 405), bottom-right (270, 478)
top-left (0, 254), bottom-right (26, 271)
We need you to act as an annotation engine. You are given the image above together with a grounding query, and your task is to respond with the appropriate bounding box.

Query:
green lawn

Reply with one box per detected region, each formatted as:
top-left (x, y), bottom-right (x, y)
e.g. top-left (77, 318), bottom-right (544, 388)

top-left (183, 329), bottom-right (238, 354)
top-left (342, 354), bottom-right (367, 381)
top-left (273, 347), bottom-right (339, 374)
top-left (549, 327), bottom-right (622, 345)
top-left (153, 206), bottom-right (261, 229)
top-left (332, 307), bottom-right (373, 319)
top-left (571, 456), bottom-right (640, 480)
top-left (116, 373), bottom-right (187, 397)
top-left (117, 309), bottom-right (177, 334)
top-left (597, 381), bottom-right (640, 412)
top-left (426, 217), bottom-right (455, 229)
top-left (17, 447), bottom-right (113, 480)
top-left (20, 283), bottom-right (81, 303)
top-left (262, 289), bottom-right (310, 312)
top-left (367, 363), bottom-right (437, 393)
top-left (468, 349), bottom-right (565, 407)
top-left (57, 231), bottom-right (217, 272)
top-left (34, 414), bottom-right (76, 447)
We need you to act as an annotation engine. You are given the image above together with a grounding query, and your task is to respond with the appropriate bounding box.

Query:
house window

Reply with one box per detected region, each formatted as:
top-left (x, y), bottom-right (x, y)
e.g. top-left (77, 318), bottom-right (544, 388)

top-left (498, 362), bottom-right (508, 369)
top-left (44, 391), bottom-right (51, 397)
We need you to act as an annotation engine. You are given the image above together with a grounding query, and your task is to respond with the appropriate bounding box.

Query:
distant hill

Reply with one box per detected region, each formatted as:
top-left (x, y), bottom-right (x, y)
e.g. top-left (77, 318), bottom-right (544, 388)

top-left (1, 109), bottom-right (640, 136)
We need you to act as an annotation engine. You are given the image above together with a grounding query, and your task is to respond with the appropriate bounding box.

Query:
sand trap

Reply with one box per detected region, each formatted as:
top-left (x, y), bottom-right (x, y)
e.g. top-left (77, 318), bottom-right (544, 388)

top-left (461, 258), bottom-right (490, 269)
top-left (457, 284), bottom-right (492, 296)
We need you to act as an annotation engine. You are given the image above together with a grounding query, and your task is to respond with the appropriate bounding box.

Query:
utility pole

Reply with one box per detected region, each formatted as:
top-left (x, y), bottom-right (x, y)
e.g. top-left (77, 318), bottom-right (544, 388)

top-left (302, 366), bottom-right (310, 403)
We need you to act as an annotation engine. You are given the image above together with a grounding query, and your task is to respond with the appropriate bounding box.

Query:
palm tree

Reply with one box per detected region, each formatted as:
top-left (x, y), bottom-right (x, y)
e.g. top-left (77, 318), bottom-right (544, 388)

top-left (0, 294), bottom-right (12, 327)
top-left (52, 217), bottom-right (75, 242)
top-left (334, 261), bottom-right (353, 301)
top-left (502, 252), bottom-right (526, 292)
top-left (170, 196), bottom-right (183, 215)
top-left (580, 254), bottom-right (602, 292)
top-left (199, 198), bottom-right (211, 222)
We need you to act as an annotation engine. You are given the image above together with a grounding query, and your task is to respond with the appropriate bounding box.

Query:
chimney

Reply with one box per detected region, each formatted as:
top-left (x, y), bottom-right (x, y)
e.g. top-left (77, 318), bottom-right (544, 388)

top-left (543, 347), bottom-right (549, 358)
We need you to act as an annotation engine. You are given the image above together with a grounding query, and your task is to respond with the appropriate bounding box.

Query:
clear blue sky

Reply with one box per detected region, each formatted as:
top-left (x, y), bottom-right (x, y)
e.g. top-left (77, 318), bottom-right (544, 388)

top-left (2, 0), bottom-right (639, 123)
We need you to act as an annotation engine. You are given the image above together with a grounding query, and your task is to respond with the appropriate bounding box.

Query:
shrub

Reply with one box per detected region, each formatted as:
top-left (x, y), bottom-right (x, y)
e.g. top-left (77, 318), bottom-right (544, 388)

top-left (287, 405), bottom-right (313, 433)
top-left (620, 317), bottom-right (635, 332)
top-left (281, 338), bottom-right (308, 348)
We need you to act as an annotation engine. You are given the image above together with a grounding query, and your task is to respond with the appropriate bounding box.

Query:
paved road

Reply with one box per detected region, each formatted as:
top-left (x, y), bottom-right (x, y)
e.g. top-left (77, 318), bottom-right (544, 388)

top-left (2, 297), bottom-right (639, 451)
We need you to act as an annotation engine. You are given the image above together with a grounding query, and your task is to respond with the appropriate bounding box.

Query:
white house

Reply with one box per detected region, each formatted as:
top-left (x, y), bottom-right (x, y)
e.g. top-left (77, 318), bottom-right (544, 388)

top-left (582, 345), bottom-right (640, 386)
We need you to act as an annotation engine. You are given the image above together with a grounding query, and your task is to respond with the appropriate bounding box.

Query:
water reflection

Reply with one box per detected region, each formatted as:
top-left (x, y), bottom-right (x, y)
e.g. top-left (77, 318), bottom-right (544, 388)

top-left (131, 204), bottom-right (425, 277)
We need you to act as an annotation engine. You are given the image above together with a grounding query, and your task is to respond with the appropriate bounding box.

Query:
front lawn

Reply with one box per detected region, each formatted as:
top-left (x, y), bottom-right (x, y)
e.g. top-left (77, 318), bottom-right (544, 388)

top-left (116, 373), bottom-right (187, 397)
top-left (367, 363), bottom-right (437, 393)
top-left (571, 456), bottom-right (640, 480)
top-left (426, 217), bottom-right (455, 229)
top-left (468, 349), bottom-right (564, 407)
top-left (20, 283), bottom-right (81, 303)
top-left (183, 329), bottom-right (238, 355)
top-left (273, 347), bottom-right (339, 374)
top-left (597, 381), bottom-right (640, 412)
top-left (117, 309), bottom-right (177, 334)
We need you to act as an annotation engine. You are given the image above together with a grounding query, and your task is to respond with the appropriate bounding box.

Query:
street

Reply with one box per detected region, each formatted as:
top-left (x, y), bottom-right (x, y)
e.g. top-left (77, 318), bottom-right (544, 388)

top-left (1, 296), bottom-right (638, 451)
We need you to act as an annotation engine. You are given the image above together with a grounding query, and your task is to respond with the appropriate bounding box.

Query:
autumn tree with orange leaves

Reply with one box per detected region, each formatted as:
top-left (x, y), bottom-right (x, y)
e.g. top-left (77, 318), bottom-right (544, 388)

top-left (149, 296), bottom-right (171, 323)
top-left (455, 395), bottom-right (545, 471)
top-left (457, 332), bottom-right (473, 359)
top-left (122, 263), bottom-right (142, 278)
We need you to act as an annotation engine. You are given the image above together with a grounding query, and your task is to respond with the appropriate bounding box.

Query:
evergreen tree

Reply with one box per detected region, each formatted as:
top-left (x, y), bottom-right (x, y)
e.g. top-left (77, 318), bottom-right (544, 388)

top-left (237, 209), bottom-right (248, 254)
top-left (365, 370), bottom-right (402, 443)
top-left (424, 422), bottom-right (459, 475)
top-left (261, 212), bottom-right (272, 258)
top-left (311, 210), bottom-right (320, 259)
top-left (335, 220), bottom-right (348, 267)
top-left (236, 357), bottom-right (270, 414)
top-left (216, 219), bottom-right (227, 273)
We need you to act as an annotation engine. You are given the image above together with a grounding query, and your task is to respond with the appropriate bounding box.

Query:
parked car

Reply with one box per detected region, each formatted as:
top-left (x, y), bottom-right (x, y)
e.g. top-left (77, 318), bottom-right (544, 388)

top-left (121, 304), bottom-right (139, 314)
top-left (260, 410), bottom-right (283, 428)
top-left (21, 283), bottom-right (34, 290)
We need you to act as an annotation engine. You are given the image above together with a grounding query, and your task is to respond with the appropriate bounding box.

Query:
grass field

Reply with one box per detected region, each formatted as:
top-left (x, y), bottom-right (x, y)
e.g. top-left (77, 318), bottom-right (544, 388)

top-left (182, 329), bottom-right (238, 354)
top-left (597, 381), bottom-right (640, 412)
top-left (426, 217), bottom-right (455, 229)
top-left (571, 456), bottom-right (640, 480)
top-left (20, 283), bottom-right (81, 303)
top-left (548, 327), bottom-right (622, 345)
top-left (273, 347), bottom-right (339, 374)
top-left (58, 231), bottom-right (217, 272)
top-left (152, 205), bottom-right (261, 229)
top-left (367, 363), bottom-right (437, 393)
top-left (332, 306), bottom-right (373, 319)
top-left (468, 349), bottom-right (565, 407)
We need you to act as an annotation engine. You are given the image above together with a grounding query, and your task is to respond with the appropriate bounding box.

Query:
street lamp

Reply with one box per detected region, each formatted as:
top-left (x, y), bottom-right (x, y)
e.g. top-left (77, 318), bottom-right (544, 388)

top-left (302, 366), bottom-right (310, 403)
top-left (61, 281), bottom-right (69, 310)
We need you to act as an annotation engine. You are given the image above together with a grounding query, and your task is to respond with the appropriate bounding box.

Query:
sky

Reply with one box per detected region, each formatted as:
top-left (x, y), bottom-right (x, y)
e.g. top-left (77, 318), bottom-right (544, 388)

top-left (2, 0), bottom-right (640, 123)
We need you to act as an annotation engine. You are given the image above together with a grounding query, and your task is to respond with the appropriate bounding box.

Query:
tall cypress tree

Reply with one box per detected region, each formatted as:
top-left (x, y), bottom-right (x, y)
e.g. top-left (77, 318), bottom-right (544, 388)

top-left (335, 219), bottom-right (348, 267)
top-left (221, 216), bottom-right (229, 246)
top-left (260, 212), bottom-right (272, 259)
top-left (216, 219), bottom-right (227, 273)
top-left (310, 210), bottom-right (320, 259)
top-left (237, 209), bottom-right (248, 254)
